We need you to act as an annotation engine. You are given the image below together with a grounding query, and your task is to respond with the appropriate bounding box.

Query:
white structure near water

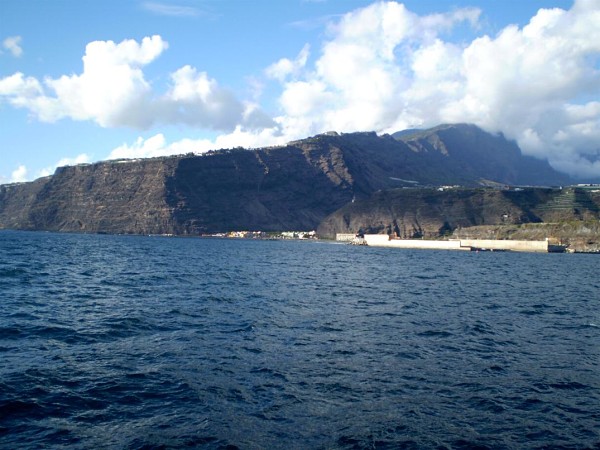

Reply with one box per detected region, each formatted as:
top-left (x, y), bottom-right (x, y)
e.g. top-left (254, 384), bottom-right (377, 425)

top-left (358, 234), bottom-right (563, 253)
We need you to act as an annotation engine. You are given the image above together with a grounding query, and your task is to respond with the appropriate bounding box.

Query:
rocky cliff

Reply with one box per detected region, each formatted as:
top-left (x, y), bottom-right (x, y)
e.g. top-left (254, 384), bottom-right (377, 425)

top-left (0, 144), bottom-right (356, 235)
top-left (317, 187), bottom-right (600, 240)
top-left (0, 124), bottom-right (575, 235)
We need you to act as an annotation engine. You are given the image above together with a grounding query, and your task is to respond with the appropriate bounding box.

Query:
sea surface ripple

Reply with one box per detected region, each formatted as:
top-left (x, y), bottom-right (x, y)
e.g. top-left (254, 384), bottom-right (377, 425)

top-left (0, 230), bottom-right (599, 449)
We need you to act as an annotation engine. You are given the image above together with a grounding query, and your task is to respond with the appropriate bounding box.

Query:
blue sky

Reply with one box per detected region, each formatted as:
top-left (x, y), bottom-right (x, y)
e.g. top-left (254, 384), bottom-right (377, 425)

top-left (1, 0), bottom-right (598, 183)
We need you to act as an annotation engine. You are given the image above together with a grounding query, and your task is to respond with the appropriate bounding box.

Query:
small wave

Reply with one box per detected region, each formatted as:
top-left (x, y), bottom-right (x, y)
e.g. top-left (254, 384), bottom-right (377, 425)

top-left (396, 350), bottom-right (420, 360)
top-left (100, 316), bottom-right (154, 335)
top-left (9, 324), bottom-right (81, 344)
top-left (229, 324), bottom-right (254, 333)
top-left (316, 325), bottom-right (343, 332)
top-left (468, 396), bottom-right (506, 414)
top-left (337, 433), bottom-right (419, 449)
top-left (249, 367), bottom-right (288, 382)
top-left (515, 397), bottom-right (546, 411)
top-left (451, 438), bottom-right (494, 450)
top-left (316, 381), bottom-right (353, 394)
top-left (333, 349), bottom-right (356, 356)
top-left (0, 326), bottom-right (22, 339)
top-left (417, 330), bottom-right (454, 338)
top-left (465, 321), bottom-right (494, 335)
top-left (242, 346), bottom-right (262, 354)
top-left (0, 399), bottom-right (45, 421)
top-left (0, 267), bottom-right (28, 278)
top-left (548, 381), bottom-right (589, 391)
top-left (125, 433), bottom-right (223, 449)
top-left (414, 274), bottom-right (449, 280)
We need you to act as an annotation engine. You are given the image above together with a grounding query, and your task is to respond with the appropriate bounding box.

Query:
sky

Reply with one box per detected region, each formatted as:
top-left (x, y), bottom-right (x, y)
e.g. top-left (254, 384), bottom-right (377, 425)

top-left (1, 0), bottom-right (599, 184)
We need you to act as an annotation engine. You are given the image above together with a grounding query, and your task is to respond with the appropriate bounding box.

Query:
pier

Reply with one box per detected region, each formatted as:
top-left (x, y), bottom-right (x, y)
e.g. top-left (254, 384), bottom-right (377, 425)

top-left (362, 235), bottom-right (565, 253)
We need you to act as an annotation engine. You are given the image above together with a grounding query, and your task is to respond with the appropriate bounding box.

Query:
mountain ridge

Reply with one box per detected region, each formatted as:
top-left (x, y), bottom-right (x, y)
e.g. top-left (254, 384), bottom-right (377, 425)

top-left (0, 124), bottom-right (577, 235)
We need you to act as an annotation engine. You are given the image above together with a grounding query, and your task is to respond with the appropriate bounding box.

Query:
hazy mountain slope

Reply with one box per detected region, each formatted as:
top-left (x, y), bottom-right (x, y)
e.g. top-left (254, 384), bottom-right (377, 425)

top-left (394, 124), bottom-right (570, 186)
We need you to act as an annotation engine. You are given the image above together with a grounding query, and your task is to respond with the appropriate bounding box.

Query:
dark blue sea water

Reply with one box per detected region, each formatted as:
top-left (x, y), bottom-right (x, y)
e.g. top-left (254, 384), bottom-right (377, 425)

top-left (0, 230), bottom-right (598, 449)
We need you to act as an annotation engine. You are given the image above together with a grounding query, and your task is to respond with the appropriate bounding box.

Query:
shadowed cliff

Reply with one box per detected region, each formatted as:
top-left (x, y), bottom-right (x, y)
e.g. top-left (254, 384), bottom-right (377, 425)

top-left (317, 187), bottom-right (600, 242)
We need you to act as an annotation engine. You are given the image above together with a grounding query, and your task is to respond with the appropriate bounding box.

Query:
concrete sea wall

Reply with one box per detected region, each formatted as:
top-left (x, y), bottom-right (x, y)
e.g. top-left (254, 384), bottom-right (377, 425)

top-left (364, 235), bottom-right (467, 250)
top-left (335, 233), bottom-right (357, 242)
top-left (364, 235), bottom-right (551, 253)
top-left (458, 238), bottom-right (548, 252)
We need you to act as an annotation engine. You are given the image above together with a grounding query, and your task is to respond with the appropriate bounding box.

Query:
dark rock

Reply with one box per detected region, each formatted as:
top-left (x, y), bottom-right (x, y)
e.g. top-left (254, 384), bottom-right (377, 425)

top-left (317, 187), bottom-right (600, 239)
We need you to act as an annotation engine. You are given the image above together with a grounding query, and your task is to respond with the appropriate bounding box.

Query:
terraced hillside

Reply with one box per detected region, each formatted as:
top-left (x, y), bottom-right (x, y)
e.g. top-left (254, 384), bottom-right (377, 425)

top-left (317, 187), bottom-right (600, 249)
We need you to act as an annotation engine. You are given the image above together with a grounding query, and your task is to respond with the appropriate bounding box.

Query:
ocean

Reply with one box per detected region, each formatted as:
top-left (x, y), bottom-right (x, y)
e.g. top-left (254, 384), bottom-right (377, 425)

top-left (0, 230), bottom-right (598, 449)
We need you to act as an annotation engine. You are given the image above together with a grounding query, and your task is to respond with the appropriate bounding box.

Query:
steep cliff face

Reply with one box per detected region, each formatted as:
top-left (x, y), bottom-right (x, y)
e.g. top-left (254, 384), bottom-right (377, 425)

top-left (0, 177), bottom-right (51, 230)
top-left (0, 124), bottom-right (575, 235)
top-left (0, 142), bottom-right (357, 234)
top-left (23, 159), bottom-right (178, 234)
top-left (317, 187), bottom-right (600, 239)
top-left (165, 146), bottom-right (354, 234)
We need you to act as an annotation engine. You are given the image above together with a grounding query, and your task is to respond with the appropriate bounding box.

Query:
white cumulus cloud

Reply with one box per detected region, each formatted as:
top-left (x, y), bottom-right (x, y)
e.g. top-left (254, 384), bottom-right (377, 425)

top-left (265, 44), bottom-right (310, 82)
top-left (269, 1), bottom-right (483, 138)
top-left (106, 126), bottom-right (287, 161)
top-left (38, 154), bottom-right (91, 178)
top-left (2, 36), bottom-right (23, 58)
top-left (10, 165), bottom-right (28, 183)
top-left (0, 35), bottom-right (272, 131)
top-left (160, 65), bottom-right (248, 130)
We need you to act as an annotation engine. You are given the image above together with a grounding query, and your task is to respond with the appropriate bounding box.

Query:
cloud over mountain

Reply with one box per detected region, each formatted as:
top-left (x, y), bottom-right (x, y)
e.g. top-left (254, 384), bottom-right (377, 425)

top-left (268, 0), bottom-right (600, 177)
top-left (1, 1), bottom-right (599, 179)
top-left (110, 1), bottom-right (600, 178)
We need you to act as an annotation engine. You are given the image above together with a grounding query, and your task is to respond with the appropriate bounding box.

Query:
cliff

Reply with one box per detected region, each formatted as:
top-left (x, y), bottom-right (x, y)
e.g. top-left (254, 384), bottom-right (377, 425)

top-left (0, 124), bottom-right (575, 235)
top-left (0, 145), bottom-right (356, 235)
top-left (317, 187), bottom-right (600, 242)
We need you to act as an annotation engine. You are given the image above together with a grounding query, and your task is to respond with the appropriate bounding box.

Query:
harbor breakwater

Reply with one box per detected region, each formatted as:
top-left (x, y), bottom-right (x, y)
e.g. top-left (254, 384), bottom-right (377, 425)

top-left (361, 234), bottom-right (564, 252)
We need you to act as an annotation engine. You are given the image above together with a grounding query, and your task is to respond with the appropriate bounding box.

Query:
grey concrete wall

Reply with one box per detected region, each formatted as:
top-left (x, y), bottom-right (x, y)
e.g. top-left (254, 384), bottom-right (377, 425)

top-left (336, 233), bottom-right (357, 242)
top-left (364, 235), bottom-right (466, 250)
top-left (364, 234), bottom-right (550, 252)
top-left (459, 239), bottom-right (548, 252)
